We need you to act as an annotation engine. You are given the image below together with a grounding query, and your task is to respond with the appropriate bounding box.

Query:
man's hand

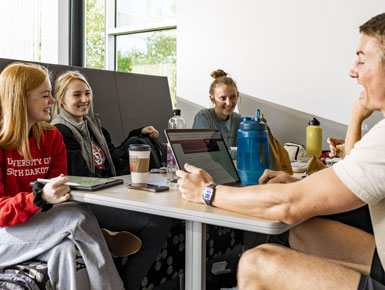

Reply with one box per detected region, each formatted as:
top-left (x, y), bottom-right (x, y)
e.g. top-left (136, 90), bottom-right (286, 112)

top-left (344, 95), bottom-right (374, 157)
top-left (176, 163), bottom-right (214, 204)
top-left (327, 138), bottom-right (345, 158)
top-left (354, 94), bottom-right (373, 122)
top-left (141, 126), bottom-right (159, 139)
top-left (41, 174), bottom-right (71, 204)
top-left (259, 169), bottom-right (299, 184)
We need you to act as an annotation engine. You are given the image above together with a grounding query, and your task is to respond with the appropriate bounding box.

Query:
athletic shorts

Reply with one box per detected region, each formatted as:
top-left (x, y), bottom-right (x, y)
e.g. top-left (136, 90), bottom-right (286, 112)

top-left (358, 249), bottom-right (385, 290)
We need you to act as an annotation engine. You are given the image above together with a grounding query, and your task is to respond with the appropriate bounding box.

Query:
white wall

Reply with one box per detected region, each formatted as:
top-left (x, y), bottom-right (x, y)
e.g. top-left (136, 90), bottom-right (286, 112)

top-left (58, 0), bottom-right (70, 65)
top-left (177, 0), bottom-right (385, 125)
top-left (0, 0), bottom-right (69, 65)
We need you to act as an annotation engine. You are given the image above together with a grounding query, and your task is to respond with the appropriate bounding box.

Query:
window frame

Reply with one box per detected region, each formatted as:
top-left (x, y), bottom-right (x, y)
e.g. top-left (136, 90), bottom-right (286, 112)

top-left (105, 0), bottom-right (177, 71)
top-left (70, 0), bottom-right (85, 66)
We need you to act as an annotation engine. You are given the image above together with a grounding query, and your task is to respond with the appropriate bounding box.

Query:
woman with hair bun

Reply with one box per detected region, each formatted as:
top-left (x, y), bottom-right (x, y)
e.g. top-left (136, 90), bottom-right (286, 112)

top-left (192, 69), bottom-right (241, 147)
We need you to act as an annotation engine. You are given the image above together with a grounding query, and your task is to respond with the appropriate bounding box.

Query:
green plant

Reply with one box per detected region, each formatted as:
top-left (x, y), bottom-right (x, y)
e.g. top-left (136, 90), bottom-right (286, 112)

top-left (85, 0), bottom-right (105, 69)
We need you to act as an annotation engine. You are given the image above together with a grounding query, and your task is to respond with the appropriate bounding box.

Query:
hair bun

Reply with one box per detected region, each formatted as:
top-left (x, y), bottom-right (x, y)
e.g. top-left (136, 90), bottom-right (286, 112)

top-left (211, 69), bottom-right (227, 79)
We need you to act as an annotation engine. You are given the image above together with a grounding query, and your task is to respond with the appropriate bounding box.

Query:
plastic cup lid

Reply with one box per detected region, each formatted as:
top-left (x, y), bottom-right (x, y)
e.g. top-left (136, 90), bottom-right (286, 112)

top-left (129, 144), bottom-right (151, 151)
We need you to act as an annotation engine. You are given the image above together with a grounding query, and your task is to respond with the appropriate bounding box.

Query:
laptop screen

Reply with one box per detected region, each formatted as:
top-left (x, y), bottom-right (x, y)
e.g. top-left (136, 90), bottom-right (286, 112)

top-left (165, 129), bottom-right (240, 185)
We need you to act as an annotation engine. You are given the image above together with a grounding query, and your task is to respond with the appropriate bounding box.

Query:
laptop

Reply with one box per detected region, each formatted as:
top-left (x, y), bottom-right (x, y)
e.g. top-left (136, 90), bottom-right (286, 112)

top-left (164, 129), bottom-right (249, 187)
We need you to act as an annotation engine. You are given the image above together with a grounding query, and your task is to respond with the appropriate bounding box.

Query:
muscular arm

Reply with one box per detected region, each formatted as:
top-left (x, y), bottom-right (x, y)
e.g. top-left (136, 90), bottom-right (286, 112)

top-left (216, 167), bottom-right (364, 224)
top-left (177, 165), bottom-right (365, 225)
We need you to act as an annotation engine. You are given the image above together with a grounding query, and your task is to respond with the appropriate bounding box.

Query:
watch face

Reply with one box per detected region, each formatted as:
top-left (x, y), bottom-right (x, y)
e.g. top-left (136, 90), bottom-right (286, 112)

top-left (203, 187), bottom-right (214, 200)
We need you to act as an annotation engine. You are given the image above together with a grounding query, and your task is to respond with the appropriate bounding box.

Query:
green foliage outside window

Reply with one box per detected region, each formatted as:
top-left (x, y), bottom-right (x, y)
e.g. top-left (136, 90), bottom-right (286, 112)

top-left (117, 31), bottom-right (177, 105)
top-left (85, 0), bottom-right (105, 69)
top-left (117, 32), bottom-right (176, 70)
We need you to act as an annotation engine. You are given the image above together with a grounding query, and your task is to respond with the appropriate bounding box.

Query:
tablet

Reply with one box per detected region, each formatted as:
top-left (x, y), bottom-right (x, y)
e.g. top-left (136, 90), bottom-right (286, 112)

top-left (36, 176), bottom-right (124, 191)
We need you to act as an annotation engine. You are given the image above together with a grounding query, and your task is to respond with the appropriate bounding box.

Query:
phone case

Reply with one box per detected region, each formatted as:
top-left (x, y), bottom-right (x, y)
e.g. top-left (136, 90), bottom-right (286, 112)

top-left (127, 184), bottom-right (169, 192)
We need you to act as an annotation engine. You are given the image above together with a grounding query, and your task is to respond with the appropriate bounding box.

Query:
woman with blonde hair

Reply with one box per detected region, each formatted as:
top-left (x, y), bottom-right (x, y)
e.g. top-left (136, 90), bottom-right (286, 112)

top-left (0, 62), bottom-right (123, 289)
top-left (51, 70), bottom-right (159, 177)
top-left (193, 69), bottom-right (241, 147)
top-left (51, 70), bottom-right (175, 290)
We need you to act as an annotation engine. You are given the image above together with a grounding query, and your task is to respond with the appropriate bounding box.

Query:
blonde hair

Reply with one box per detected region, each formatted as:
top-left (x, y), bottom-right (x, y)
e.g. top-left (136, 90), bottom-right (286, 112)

top-left (0, 62), bottom-right (53, 160)
top-left (209, 69), bottom-right (239, 96)
top-left (52, 70), bottom-right (92, 118)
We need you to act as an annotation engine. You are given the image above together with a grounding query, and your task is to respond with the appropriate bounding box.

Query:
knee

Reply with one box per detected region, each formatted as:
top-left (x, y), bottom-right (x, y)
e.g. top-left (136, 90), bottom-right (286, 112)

top-left (69, 202), bottom-right (93, 218)
top-left (238, 244), bottom-right (285, 289)
top-left (239, 243), bottom-right (282, 269)
top-left (51, 239), bottom-right (77, 256)
top-left (55, 202), bottom-right (90, 216)
top-left (53, 202), bottom-right (97, 228)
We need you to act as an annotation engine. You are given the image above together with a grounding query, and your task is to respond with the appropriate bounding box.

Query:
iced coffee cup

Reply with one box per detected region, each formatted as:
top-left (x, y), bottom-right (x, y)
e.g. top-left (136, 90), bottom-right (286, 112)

top-left (129, 144), bottom-right (151, 185)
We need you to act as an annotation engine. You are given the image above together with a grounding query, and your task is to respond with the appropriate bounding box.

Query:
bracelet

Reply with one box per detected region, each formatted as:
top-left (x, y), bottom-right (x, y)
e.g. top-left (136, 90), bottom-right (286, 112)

top-left (32, 182), bottom-right (53, 212)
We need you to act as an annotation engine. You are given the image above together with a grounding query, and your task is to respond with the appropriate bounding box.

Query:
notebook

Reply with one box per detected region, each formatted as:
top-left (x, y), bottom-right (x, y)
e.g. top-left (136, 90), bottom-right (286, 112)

top-left (35, 176), bottom-right (124, 191)
top-left (164, 129), bottom-right (248, 187)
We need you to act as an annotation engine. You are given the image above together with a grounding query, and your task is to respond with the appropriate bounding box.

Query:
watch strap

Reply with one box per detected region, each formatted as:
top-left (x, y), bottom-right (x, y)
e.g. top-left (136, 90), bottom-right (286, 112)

top-left (203, 183), bottom-right (216, 206)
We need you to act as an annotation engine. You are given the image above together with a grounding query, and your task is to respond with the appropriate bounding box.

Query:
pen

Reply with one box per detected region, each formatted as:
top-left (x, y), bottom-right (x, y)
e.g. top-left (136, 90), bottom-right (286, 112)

top-left (37, 178), bottom-right (80, 187)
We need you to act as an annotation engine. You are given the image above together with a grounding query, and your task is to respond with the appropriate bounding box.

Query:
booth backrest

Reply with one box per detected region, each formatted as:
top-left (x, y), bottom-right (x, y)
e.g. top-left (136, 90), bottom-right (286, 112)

top-left (0, 58), bottom-right (173, 144)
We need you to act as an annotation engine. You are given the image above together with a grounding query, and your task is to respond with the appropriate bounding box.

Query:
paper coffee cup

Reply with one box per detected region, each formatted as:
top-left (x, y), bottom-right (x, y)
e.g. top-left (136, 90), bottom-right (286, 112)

top-left (129, 144), bottom-right (151, 184)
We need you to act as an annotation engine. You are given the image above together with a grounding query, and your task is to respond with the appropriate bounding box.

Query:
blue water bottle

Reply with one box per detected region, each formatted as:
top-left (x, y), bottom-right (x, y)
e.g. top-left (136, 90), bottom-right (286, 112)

top-left (237, 109), bottom-right (270, 184)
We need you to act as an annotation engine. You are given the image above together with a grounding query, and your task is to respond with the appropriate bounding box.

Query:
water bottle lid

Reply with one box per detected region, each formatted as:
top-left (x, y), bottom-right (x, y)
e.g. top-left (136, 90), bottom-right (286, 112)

top-left (308, 117), bottom-right (320, 126)
top-left (173, 109), bottom-right (181, 116)
top-left (240, 110), bottom-right (267, 130)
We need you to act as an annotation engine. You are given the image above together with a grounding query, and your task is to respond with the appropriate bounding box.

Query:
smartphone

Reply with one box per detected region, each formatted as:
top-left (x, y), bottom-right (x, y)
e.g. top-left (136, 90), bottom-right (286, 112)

top-left (150, 167), bottom-right (167, 174)
top-left (127, 183), bottom-right (169, 192)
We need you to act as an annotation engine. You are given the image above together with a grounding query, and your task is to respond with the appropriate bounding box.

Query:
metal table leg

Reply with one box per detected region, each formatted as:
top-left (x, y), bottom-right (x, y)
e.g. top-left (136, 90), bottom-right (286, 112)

top-left (185, 220), bottom-right (206, 290)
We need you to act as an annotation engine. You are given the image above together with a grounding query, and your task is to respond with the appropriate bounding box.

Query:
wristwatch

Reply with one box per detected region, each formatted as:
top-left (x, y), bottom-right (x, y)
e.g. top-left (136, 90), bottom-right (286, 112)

top-left (203, 183), bottom-right (217, 206)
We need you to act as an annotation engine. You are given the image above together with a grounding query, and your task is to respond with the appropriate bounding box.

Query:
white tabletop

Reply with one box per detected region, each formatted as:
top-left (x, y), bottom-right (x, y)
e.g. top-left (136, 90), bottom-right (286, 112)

top-left (70, 173), bottom-right (294, 290)
top-left (70, 174), bottom-right (290, 235)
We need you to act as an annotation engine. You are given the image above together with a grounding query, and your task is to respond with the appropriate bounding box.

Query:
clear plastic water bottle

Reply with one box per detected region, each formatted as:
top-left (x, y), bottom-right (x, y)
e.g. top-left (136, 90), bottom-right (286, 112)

top-left (167, 109), bottom-right (186, 183)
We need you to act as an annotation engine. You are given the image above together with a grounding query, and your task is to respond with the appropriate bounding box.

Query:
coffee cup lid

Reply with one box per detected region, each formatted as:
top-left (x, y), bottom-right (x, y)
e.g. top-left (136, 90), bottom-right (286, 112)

top-left (129, 144), bottom-right (151, 151)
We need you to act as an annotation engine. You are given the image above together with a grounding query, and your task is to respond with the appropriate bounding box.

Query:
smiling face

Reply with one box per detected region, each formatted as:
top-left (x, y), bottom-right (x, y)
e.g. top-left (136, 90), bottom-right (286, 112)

top-left (210, 85), bottom-right (239, 120)
top-left (26, 78), bottom-right (54, 129)
top-left (350, 34), bottom-right (385, 114)
top-left (61, 79), bottom-right (92, 122)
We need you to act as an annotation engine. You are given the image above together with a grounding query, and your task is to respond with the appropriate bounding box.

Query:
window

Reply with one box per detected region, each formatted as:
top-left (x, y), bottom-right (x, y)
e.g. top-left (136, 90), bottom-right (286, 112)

top-left (0, 0), bottom-right (59, 63)
top-left (115, 0), bottom-right (176, 27)
top-left (86, 0), bottom-right (177, 106)
top-left (85, 0), bottom-right (105, 69)
top-left (116, 29), bottom-right (176, 99)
